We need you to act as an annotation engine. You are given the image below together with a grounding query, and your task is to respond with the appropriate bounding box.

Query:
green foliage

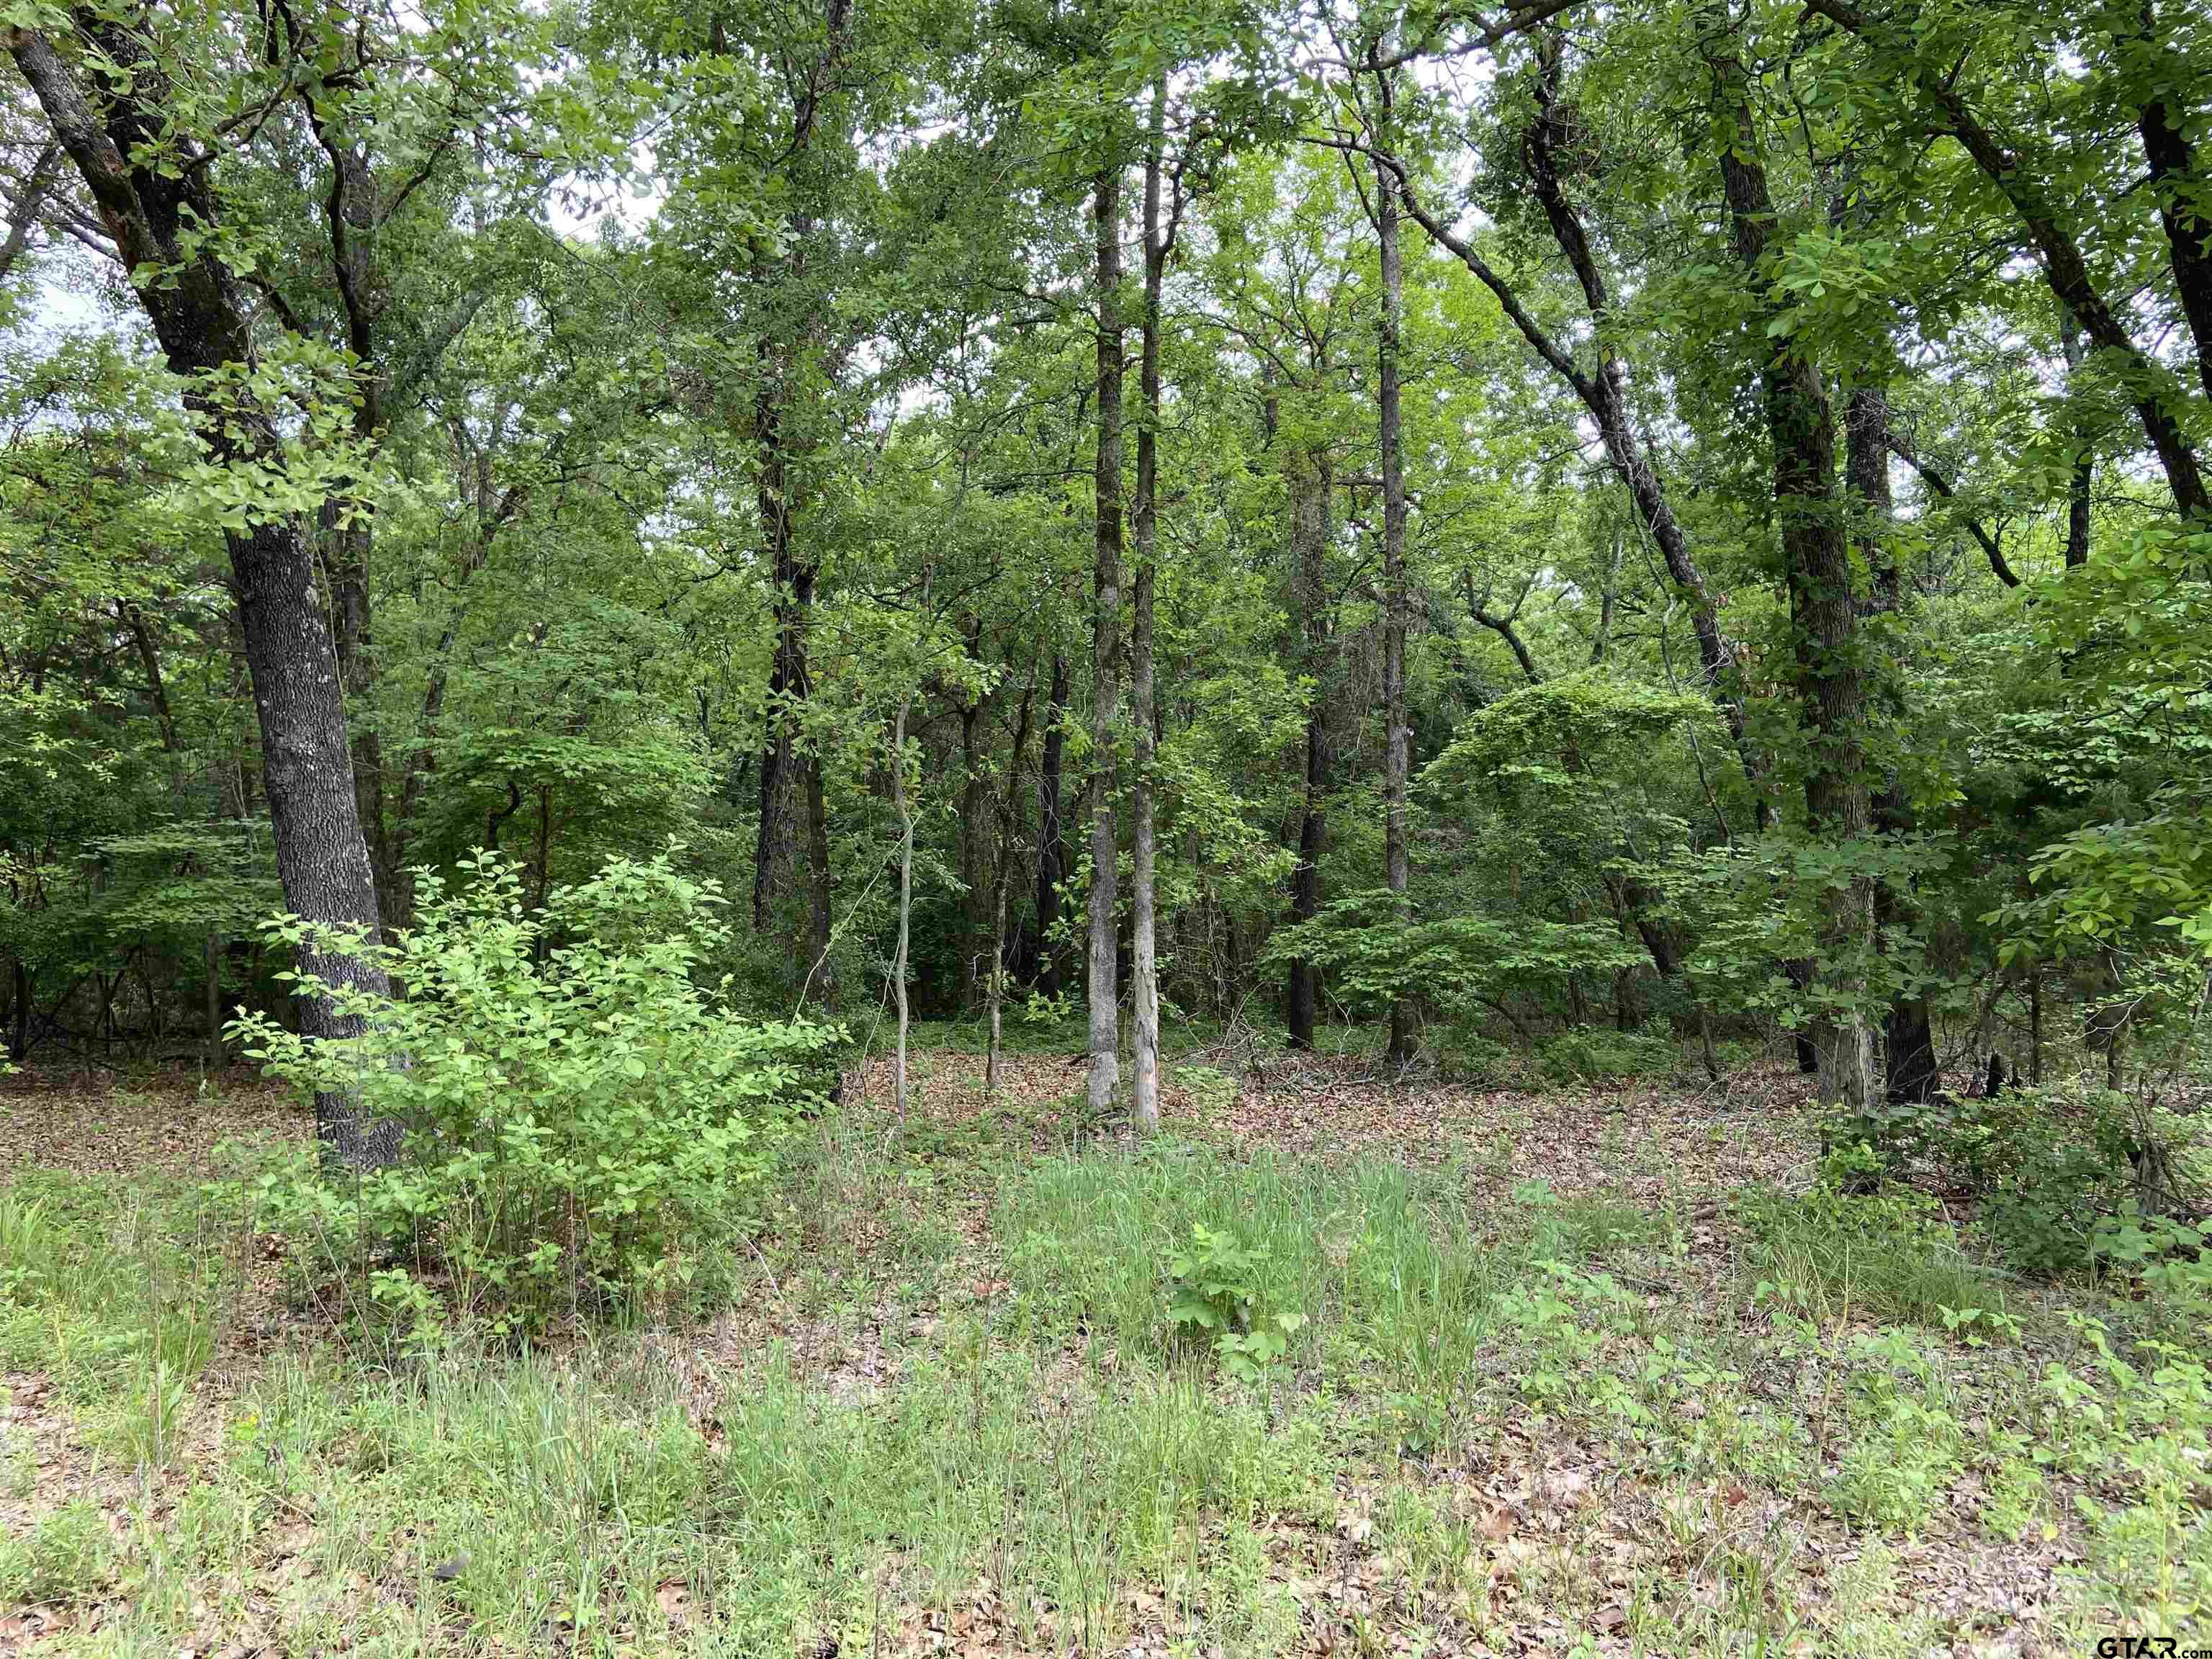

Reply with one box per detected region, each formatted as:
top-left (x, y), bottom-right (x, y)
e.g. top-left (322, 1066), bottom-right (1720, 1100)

top-left (1262, 889), bottom-right (1645, 1036)
top-left (2041, 1318), bottom-right (2212, 1622)
top-left (1737, 1159), bottom-right (2014, 1333)
top-left (230, 851), bottom-right (833, 1329)
top-left (0, 1501), bottom-right (114, 1606)
top-left (1822, 1084), bottom-right (2209, 1280)
top-left (0, 1172), bottom-right (225, 1409)
top-left (1535, 1020), bottom-right (1681, 1083)
top-left (1166, 1221), bottom-right (1306, 1382)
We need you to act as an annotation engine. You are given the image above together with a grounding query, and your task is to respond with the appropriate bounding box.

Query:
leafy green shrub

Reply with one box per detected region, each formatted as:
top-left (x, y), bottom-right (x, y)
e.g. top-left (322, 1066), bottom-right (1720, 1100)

top-left (1825, 1084), bottom-right (2204, 1278)
top-left (233, 850), bottom-right (832, 1329)
top-left (1166, 1222), bottom-right (1305, 1382)
top-left (2041, 1316), bottom-right (2212, 1621)
top-left (1825, 1331), bottom-right (1969, 1531)
top-left (1536, 1020), bottom-right (1679, 1083)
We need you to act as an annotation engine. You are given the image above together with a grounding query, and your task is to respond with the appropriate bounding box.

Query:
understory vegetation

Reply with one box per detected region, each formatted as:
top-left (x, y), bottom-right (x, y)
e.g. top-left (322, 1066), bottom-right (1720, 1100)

top-left (2, 1034), bottom-right (2209, 1655)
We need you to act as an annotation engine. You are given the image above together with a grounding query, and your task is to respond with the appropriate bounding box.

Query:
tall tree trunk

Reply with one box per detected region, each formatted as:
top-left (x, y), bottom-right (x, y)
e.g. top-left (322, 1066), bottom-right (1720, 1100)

top-left (1287, 448), bottom-right (1334, 1051)
top-left (752, 410), bottom-right (812, 935)
top-left (1371, 76), bottom-right (1415, 1065)
top-left (2061, 311), bottom-right (2094, 569)
top-left (746, 0), bottom-right (851, 951)
top-left (1848, 383), bottom-right (1939, 1104)
top-left (891, 696), bottom-right (913, 1122)
top-left (1087, 166), bottom-right (1125, 1119)
top-left (6, 959), bottom-right (26, 1064)
top-left (9, 22), bottom-right (395, 1163)
top-left (986, 668), bottom-right (1038, 1099)
top-left (204, 931), bottom-right (222, 1071)
top-left (1708, 20), bottom-right (1876, 1112)
top-left (2136, 0), bottom-right (2212, 405)
top-left (1129, 81), bottom-right (1169, 1133)
top-left (958, 681), bottom-right (986, 1010)
top-left (1033, 653), bottom-right (1069, 995)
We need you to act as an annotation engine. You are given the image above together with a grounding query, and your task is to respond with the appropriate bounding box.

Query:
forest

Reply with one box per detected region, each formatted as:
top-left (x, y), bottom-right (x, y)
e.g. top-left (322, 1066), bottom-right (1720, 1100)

top-left (0, 0), bottom-right (2209, 1650)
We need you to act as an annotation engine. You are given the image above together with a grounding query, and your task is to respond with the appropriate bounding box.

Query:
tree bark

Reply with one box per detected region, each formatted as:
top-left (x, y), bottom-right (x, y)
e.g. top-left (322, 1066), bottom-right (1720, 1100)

top-left (1371, 75), bottom-right (1415, 1065)
top-left (891, 695), bottom-right (913, 1122)
top-left (1129, 81), bottom-right (1169, 1133)
top-left (986, 668), bottom-right (1038, 1099)
top-left (1087, 166), bottom-right (1125, 1118)
top-left (1707, 18), bottom-right (1876, 1113)
top-left (2061, 311), bottom-right (2093, 569)
top-left (9, 20), bottom-right (395, 1164)
top-left (1032, 652), bottom-right (1069, 995)
top-left (747, 0), bottom-right (853, 955)
top-left (1848, 384), bottom-right (1939, 1104)
top-left (1287, 449), bottom-right (1334, 1051)
top-left (2136, 0), bottom-right (2212, 406)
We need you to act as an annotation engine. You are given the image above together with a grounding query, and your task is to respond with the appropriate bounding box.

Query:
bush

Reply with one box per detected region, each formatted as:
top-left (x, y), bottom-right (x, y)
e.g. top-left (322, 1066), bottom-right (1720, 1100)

top-left (233, 850), bottom-right (832, 1330)
top-left (1536, 1020), bottom-right (1680, 1083)
top-left (1824, 1084), bottom-right (2206, 1278)
top-left (0, 1502), bottom-right (113, 1605)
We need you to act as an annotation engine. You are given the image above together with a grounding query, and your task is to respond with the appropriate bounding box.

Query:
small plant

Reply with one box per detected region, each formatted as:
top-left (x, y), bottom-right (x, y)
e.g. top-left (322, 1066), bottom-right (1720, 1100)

top-left (1738, 1164), bottom-right (2010, 1333)
top-left (231, 850), bottom-right (835, 1331)
top-left (0, 1502), bottom-right (114, 1605)
top-left (1167, 1222), bottom-right (1304, 1382)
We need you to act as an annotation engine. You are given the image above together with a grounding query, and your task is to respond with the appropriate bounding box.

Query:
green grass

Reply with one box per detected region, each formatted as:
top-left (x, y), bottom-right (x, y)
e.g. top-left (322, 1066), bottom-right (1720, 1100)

top-left (4, 1083), bottom-right (2208, 1654)
top-left (1734, 1179), bottom-right (2017, 1331)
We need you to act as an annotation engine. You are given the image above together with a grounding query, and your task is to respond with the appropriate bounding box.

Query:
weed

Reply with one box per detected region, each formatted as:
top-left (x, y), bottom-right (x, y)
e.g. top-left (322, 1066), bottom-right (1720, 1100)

top-left (0, 1502), bottom-right (114, 1606)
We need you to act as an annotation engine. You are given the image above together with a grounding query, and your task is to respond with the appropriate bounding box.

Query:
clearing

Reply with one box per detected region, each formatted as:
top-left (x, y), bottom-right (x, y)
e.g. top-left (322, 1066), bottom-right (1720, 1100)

top-left (0, 1043), bottom-right (2198, 1657)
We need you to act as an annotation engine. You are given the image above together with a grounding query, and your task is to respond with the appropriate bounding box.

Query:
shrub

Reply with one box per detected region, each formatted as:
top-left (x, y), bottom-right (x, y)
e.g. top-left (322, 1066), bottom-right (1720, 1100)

top-left (0, 1502), bottom-right (113, 1604)
top-left (1536, 1020), bottom-right (1680, 1083)
top-left (233, 850), bottom-right (832, 1330)
top-left (1824, 1084), bottom-right (2206, 1278)
top-left (1166, 1221), bottom-right (1305, 1382)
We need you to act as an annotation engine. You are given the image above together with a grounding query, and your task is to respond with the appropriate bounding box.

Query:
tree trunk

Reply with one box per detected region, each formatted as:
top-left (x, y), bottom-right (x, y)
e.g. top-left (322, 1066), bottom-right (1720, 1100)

top-left (2136, 1), bottom-right (2212, 405)
top-left (1848, 382), bottom-right (1941, 1105)
top-left (891, 696), bottom-right (913, 1123)
top-left (8, 21), bottom-right (397, 1161)
top-left (2060, 311), bottom-right (2093, 569)
top-left (1287, 449), bottom-right (1334, 1051)
top-left (752, 409), bottom-right (811, 935)
top-left (1372, 88), bottom-right (1415, 1066)
top-left (204, 932), bottom-right (222, 1071)
top-left (323, 502), bottom-right (388, 930)
top-left (986, 668), bottom-right (1038, 1100)
top-left (1087, 166), bottom-right (1125, 1119)
top-left (1708, 20), bottom-right (1876, 1113)
top-left (958, 683), bottom-right (986, 1011)
top-left (1129, 81), bottom-right (1168, 1134)
top-left (1033, 653), bottom-right (1069, 995)
top-left (6, 959), bottom-right (26, 1064)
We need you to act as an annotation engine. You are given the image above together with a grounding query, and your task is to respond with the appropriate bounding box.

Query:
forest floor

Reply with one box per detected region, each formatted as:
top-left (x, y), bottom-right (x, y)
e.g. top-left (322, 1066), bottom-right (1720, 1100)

top-left (0, 1039), bottom-right (2201, 1657)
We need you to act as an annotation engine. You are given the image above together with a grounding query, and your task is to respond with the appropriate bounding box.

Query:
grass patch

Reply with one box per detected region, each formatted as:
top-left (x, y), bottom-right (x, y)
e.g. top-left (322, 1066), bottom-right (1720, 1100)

top-left (1735, 1179), bottom-right (2015, 1333)
top-left (4, 1069), bottom-right (2206, 1655)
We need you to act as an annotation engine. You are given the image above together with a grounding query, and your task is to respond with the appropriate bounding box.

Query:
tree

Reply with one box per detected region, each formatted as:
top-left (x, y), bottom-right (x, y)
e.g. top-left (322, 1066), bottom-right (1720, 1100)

top-left (9, 17), bottom-right (397, 1161)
